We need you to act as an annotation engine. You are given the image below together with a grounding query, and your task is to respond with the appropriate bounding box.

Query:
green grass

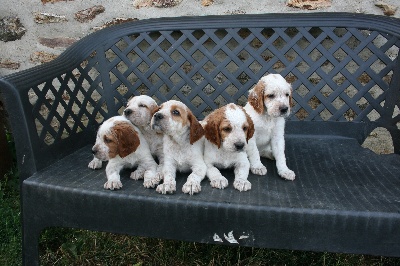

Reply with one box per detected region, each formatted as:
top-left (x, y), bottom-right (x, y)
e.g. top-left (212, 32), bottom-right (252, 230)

top-left (0, 169), bottom-right (22, 266)
top-left (1, 134), bottom-right (400, 265)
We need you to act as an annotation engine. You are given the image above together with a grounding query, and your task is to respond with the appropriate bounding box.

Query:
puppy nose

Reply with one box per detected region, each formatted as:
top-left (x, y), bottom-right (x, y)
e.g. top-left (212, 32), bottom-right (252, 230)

top-left (124, 109), bottom-right (132, 116)
top-left (92, 148), bottom-right (97, 155)
top-left (154, 112), bottom-right (164, 120)
top-left (234, 142), bottom-right (245, 151)
top-left (280, 106), bottom-right (288, 114)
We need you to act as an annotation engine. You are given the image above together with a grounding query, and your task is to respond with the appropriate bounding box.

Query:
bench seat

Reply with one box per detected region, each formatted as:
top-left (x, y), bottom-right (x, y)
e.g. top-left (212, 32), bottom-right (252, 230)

top-left (23, 135), bottom-right (400, 257)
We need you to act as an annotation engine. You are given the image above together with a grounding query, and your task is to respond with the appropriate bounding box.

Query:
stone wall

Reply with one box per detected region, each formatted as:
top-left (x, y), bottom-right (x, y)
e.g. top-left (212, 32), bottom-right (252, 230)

top-left (0, 0), bottom-right (398, 77)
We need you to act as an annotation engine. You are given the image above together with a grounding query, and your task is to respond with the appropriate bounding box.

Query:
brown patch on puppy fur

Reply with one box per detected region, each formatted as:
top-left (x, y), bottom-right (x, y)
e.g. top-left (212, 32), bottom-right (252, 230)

top-left (239, 106), bottom-right (255, 143)
top-left (188, 111), bottom-right (205, 144)
top-left (203, 107), bottom-right (226, 148)
top-left (169, 104), bottom-right (204, 144)
top-left (106, 121), bottom-right (140, 158)
top-left (248, 81), bottom-right (265, 114)
top-left (170, 104), bottom-right (188, 125)
top-left (204, 105), bottom-right (255, 148)
top-left (219, 119), bottom-right (232, 144)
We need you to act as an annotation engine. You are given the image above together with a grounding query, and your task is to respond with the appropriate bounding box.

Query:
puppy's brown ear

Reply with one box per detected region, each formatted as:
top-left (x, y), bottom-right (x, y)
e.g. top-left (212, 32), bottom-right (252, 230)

top-left (244, 110), bottom-right (255, 143)
top-left (248, 81), bottom-right (265, 114)
top-left (113, 121), bottom-right (140, 158)
top-left (188, 111), bottom-right (205, 144)
top-left (203, 115), bottom-right (221, 148)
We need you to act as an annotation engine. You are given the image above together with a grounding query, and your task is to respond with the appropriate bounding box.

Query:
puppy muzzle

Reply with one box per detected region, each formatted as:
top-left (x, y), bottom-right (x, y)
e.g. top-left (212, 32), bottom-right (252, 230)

top-left (151, 112), bottom-right (164, 131)
top-left (279, 106), bottom-right (288, 115)
top-left (234, 141), bottom-right (245, 151)
top-left (92, 146), bottom-right (107, 161)
top-left (123, 108), bottom-right (133, 116)
top-left (153, 112), bottom-right (164, 121)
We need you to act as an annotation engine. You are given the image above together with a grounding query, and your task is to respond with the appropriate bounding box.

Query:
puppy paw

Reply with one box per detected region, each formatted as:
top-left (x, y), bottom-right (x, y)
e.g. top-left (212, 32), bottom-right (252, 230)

top-left (143, 171), bottom-right (162, 188)
top-left (182, 180), bottom-right (201, 195)
top-left (156, 181), bottom-right (176, 194)
top-left (209, 176), bottom-right (228, 189)
top-left (233, 179), bottom-right (251, 192)
top-left (143, 177), bottom-right (160, 188)
top-left (250, 164), bottom-right (267, 175)
top-left (88, 158), bottom-right (102, 169)
top-left (279, 169), bottom-right (295, 181)
top-left (104, 180), bottom-right (122, 190)
top-left (130, 169), bottom-right (145, 180)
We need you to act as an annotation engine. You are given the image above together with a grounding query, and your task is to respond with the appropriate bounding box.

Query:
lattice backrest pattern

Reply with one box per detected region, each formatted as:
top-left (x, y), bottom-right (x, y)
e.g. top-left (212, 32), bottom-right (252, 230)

top-left (27, 26), bottom-right (400, 145)
top-left (28, 53), bottom-right (104, 145)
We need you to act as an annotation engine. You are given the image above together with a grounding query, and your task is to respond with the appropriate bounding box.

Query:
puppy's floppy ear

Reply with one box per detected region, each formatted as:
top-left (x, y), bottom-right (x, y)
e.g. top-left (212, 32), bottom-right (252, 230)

top-left (112, 121), bottom-right (140, 158)
top-left (248, 81), bottom-right (265, 114)
top-left (187, 111), bottom-right (205, 144)
top-left (203, 114), bottom-right (221, 149)
top-left (244, 110), bottom-right (255, 143)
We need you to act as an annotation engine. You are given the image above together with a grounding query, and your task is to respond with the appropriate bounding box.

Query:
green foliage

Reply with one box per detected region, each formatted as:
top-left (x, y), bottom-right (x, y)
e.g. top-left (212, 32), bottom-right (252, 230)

top-left (5, 130), bottom-right (16, 162)
top-left (0, 168), bottom-right (21, 266)
top-left (37, 229), bottom-right (400, 266)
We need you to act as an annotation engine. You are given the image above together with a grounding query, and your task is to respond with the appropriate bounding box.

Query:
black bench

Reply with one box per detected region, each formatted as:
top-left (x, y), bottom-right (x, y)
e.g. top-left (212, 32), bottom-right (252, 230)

top-left (1, 13), bottom-right (400, 265)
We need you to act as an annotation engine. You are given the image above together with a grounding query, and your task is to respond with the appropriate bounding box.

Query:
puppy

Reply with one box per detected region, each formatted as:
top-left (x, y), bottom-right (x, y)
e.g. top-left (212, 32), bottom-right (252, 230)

top-left (202, 103), bottom-right (258, 191)
top-left (123, 95), bottom-right (164, 178)
top-left (151, 100), bottom-right (207, 195)
top-left (90, 116), bottom-right (159, 190)
top-left (244, 73), bottom-right (296, 180)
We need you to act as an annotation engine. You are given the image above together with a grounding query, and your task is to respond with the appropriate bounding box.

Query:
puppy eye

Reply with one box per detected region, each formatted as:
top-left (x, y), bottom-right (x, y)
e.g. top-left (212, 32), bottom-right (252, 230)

top-left (243, 126), bottom-right (248, 131)
top-left (285, 93), bottom-right (290, 97)
top-left (172, 110), bottom-right (180, 116)
top-left (222, 127), bottom-right (232, 133)
top-left (267, 94), bottom-right (275, 99)
top-left (139, 104), bottom-right (147, 108)
top-left (104, 137), bottom-right (112, 143)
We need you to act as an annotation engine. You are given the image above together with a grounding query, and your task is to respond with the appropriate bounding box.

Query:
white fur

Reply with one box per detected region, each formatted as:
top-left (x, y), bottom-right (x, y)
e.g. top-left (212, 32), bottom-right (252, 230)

top-left (151, 100), bottom-right (207, 195)
top-left (89, 116), bottom-right (160, 190)
top-left (124, 95), bottom-right (164, 177)
top-left (244, 73), bottom-right (296, 180)
top-left (202, 103), bottom-right (255, 192)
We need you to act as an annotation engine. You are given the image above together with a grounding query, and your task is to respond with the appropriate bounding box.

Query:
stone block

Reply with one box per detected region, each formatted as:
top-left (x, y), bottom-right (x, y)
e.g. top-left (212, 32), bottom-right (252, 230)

top-left (33, 12), bottom-right (68, 24)
top-left (75, 5), bottom-right (105, 23)
top-left (0, 17), bottom-right (26, 42)
top-left (38, 37), bottom-right (77, 48)
top-left (287, 0), bottom-right (331, 9)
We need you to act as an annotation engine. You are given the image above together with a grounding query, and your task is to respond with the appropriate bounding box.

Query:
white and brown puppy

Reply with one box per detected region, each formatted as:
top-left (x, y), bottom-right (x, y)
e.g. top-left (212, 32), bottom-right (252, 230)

top-left (123, 95), bottom-right (164, 179)
top-left (151, 100), bottom-right (207, 195)
top-left (90, 116), bottom-right (159, 190)
top-left (202, 103), bottom-right (259, 192)
top-left (244, 73), bottom-right (295, 180)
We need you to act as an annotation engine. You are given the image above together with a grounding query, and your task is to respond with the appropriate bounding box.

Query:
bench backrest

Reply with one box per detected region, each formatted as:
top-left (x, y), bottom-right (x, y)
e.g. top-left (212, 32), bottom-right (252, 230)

top-left (1, 13), bottom-right (400, 179)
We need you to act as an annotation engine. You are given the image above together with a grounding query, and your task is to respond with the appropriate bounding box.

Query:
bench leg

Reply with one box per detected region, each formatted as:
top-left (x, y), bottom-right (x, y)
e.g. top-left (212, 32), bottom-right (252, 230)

top-left (22, 223), bottom-right (42, 266)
